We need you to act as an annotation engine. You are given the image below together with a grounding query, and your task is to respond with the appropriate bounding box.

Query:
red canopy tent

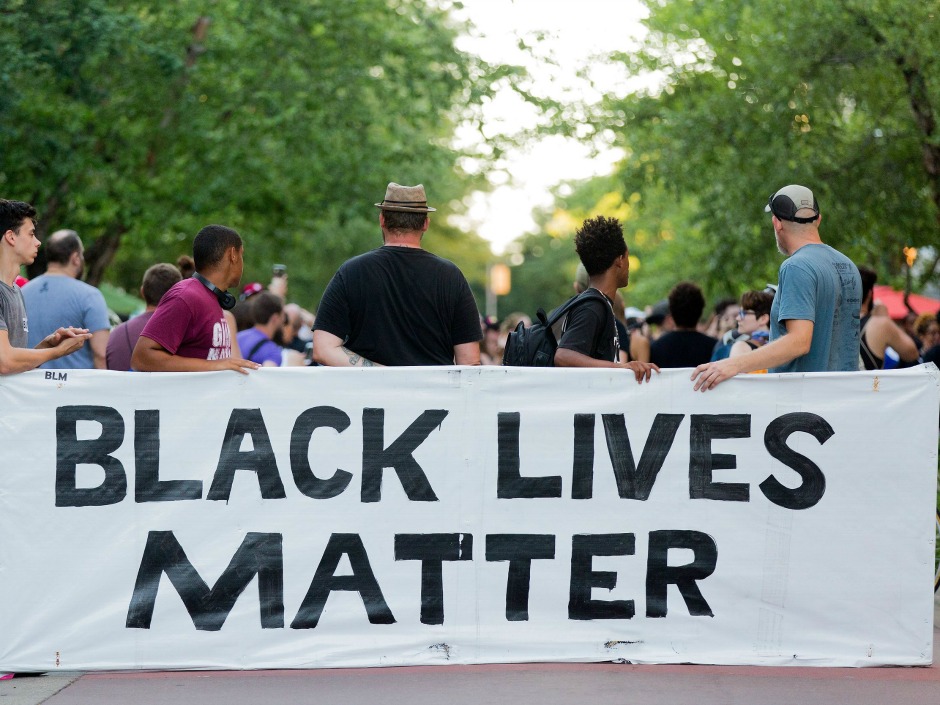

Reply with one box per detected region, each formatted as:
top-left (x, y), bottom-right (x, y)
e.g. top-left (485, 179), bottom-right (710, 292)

top-left (872, 284), bottom-right (940, 320)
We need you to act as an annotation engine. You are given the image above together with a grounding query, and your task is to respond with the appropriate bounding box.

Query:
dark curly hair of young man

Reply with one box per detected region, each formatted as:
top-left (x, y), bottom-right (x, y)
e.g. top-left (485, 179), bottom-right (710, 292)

top-left (574, 216), bottom-right (627, 276)
top-left (668, 281), bottom-right (706, 329)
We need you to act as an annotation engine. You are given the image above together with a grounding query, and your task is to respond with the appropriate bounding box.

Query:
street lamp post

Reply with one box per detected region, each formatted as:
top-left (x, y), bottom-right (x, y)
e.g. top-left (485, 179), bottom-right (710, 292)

top-left (487, 263), bottom-right (511, 320)
top-left (903, 246), bottom-right (917, 311)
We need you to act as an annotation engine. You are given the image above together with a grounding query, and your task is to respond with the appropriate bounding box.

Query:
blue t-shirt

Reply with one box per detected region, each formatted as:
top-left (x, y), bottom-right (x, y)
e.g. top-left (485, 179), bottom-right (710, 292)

top-left (22, 274), bottom-right (111, 369)
top-left (237, 327), bottom-right (283, 366)
top-left (770, 244), bottom-right (861, 373)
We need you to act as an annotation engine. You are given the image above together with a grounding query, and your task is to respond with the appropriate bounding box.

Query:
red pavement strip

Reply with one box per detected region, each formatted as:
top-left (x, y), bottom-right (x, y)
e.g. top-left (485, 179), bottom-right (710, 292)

top-left (33, 628), bottom-right (940, 705)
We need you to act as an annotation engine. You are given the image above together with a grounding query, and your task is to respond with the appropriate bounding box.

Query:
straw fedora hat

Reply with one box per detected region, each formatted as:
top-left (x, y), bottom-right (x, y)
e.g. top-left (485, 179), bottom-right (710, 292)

top-left (374, 182), bottom-right (436, 213)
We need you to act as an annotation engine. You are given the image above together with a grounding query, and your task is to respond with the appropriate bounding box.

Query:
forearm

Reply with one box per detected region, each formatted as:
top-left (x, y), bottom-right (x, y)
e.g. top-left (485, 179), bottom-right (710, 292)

top-left (554, 347), bottom-right (616, 368)
top-left (630, 333), bottom-right (650, 363)
top-left (889, 330), bottom-right (920, 362)
top-left (131, 346), bottom-right (214, 372)
top-left (727, 333), bottom-right (809, 373)
top-left (454, 341), bottom-right (481, 366)
top-left (312, 330), bottom-right (381, 367)
top-left (91, 333), bottom-right (108, 369)
top-left (0, 347), bottom-right (59, 375)
top-left (325, 346), bottom-right (380, 367)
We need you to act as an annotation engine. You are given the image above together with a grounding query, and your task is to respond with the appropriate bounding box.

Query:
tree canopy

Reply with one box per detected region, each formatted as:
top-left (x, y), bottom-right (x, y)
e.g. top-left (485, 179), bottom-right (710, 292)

top-left (0, 0), bottom-right (510, 310)
top-left (598, 0), bottom-right (940, 296)
top-left (502, 0), bottom-right (940, 320)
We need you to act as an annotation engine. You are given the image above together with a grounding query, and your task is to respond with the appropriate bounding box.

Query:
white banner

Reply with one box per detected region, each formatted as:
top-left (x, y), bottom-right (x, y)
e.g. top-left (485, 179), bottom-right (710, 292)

top-left (0, 366), bottom-right (937, 670)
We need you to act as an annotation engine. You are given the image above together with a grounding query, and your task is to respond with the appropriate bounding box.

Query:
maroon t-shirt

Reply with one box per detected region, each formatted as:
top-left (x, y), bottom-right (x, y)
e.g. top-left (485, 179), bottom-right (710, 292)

top-left (139, 278), bottom-right (232, 360)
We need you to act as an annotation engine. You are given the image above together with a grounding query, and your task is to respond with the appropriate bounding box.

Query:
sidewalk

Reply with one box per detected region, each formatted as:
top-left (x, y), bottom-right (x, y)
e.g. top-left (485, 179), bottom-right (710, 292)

top-left (3, 595), bottom-right (939, 705)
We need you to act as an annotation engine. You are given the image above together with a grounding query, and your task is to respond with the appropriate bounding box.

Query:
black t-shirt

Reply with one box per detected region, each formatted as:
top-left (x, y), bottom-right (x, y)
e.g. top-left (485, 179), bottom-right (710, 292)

top-left (556, 294), bottom-right (619, 362)
top-left (313, 246), bottom-right (482, 366)
top-left (924, 344), bottom-right (940, 366)
top-left (650, 330), bottom-right (718, 368)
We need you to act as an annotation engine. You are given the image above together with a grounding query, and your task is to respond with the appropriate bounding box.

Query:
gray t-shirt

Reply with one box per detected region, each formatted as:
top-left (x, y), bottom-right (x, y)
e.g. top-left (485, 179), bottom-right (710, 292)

top-left (22, 274), bottom-right (111, 369)
top-left (770, 243), bottom-right (861, 373)
top-left (0, 280), bottom-right (29, 349)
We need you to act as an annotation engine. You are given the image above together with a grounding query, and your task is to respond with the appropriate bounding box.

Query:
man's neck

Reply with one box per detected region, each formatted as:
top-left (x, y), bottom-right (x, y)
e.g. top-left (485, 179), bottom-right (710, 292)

top-left (197, 269), bottom-right (230, 291)
top-left (382, 232), bottom-right (423, 249)
top-left (0, 255), bottom-right (20, 286)
top-left (43, 263), bottom-right (74, 278)
top-left (784, 230), bottom-right (823, 255)
top-left (254, 323), bottom-right (275, 340)
top-left (587, 275), bottom-right (617, 300)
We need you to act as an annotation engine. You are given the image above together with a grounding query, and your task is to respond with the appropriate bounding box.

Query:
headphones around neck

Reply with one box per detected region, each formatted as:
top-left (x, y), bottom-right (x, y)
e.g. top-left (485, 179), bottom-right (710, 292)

top-left (193, 272), bottom-right (237, 310)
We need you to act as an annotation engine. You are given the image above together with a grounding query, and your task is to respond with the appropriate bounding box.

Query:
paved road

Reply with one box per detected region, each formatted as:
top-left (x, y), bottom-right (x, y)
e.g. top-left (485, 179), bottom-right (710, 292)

top-left (3, 596), bottom-right (939, 705)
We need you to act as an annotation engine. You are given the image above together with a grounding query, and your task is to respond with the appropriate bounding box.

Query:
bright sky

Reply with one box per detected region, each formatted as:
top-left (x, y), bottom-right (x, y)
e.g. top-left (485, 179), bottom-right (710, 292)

top-left (450, 0), bottom-right (649, 254)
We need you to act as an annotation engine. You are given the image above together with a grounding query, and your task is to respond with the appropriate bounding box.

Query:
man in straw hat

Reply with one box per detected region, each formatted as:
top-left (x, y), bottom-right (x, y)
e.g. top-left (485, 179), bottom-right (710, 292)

top-left (691, 184), bottom-right (861, 391)
top-left (313, 182), bottom-right (481, 366)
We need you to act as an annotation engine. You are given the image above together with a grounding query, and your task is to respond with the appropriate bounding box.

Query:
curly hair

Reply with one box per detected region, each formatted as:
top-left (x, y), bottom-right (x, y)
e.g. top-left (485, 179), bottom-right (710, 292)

top-left (668, 281), bottom-right (706, 328)
top-left (574, 216), bottom-right (627, 276)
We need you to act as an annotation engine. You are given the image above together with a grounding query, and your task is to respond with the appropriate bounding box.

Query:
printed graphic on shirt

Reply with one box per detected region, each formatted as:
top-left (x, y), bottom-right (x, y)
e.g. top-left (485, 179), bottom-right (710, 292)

top-left (207, 317), bottom-right (232, 360)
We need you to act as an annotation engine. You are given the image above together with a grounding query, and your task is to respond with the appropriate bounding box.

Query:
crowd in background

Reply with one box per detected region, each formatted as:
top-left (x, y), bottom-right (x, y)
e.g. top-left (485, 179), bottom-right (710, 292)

top-left (482, 275), bottom-right (940, 372)
top-left (3, 193), bottom-right (939, 380)
top-left (9, 235), bottom-right (940, 377)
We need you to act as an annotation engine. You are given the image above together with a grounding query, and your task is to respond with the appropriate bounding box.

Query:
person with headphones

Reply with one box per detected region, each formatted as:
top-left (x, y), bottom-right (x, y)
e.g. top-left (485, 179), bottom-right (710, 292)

top-left (131, 225), bottom-right (260, 374)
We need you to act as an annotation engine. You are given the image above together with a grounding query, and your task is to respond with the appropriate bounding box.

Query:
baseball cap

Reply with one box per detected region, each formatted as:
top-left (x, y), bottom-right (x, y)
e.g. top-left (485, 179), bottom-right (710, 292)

top-left (645, 299), bottom-right (670, 325)
top-left (765, 184), bottom-right (819, 223)
top-left (240, 282), bottom-right (264, 301)
top-left (624, 306), bottom-right (645, 321)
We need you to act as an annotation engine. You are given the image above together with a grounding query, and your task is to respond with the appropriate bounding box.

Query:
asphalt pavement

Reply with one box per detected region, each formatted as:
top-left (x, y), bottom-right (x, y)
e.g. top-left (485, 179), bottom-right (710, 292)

top-left (2, 595), bottom-right (939, 705)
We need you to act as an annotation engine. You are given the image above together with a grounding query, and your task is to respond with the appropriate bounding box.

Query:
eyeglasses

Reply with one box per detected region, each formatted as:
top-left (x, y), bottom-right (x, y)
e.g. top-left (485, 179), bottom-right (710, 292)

top-left (737, 309), bottom-right (757, 319)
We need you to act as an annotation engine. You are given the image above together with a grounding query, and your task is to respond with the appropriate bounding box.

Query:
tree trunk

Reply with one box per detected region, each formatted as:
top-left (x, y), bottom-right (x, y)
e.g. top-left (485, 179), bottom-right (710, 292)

top-left (898, 61), bottom-right (940, 236)
top-left (25, 178), bottom-right (71, 279)
top-left (83, 223), bottom-right (128, 287)
top-left (853, 10), bottom-right (940, 245)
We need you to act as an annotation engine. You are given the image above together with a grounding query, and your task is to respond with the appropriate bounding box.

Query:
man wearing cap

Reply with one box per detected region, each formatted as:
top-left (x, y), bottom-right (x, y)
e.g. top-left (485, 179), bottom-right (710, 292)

top-left (691, 184), bottom-right (861, 391)
top-left (312, 183), bottom-right (482, 366)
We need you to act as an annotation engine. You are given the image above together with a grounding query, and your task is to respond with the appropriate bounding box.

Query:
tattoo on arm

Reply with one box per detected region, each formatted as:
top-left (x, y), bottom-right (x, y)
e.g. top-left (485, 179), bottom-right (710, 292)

top-left (342, 347), bottom-right (375, 367)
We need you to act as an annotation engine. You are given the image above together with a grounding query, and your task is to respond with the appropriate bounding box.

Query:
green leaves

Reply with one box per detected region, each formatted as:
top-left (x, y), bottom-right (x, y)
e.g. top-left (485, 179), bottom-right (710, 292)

top-left (598, 0), bottom-right (940, 295)
top-left (1, 0), bottom-right (499, 307)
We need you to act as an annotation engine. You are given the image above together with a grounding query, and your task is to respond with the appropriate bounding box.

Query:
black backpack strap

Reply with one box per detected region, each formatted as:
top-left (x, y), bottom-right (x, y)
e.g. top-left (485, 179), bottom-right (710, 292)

top-left (247, 336), bottom-right (272, 361)
top-left (563, 289), bottom-right (619, 361)
top-left (545, 289), bottom-right (606, 327)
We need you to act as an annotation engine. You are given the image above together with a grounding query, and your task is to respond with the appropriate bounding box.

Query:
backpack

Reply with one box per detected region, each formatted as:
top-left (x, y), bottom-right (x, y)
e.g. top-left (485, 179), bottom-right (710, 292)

top-left (502, 289), bottom-right (609, 367)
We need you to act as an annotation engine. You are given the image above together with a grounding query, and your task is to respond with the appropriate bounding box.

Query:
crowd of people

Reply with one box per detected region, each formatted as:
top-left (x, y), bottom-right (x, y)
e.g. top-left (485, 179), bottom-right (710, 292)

top-left (5, 181), bottom-right (940, 686)
top-left (4, 182), bottom-right (940, 683)
top-left (2, 183), bottom-right (939, 392)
